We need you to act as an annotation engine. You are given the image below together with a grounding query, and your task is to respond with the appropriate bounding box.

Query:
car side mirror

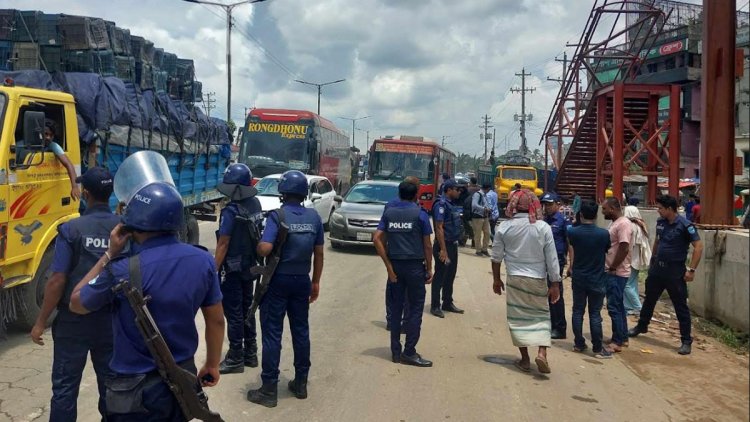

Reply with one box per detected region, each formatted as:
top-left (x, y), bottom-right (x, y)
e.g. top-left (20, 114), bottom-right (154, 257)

top-left (24, 111), bottom-right (46, 148)
top-left (311, 192), bottom-right (323, 202)
top-left (334, 195), bottom-right (343, 203)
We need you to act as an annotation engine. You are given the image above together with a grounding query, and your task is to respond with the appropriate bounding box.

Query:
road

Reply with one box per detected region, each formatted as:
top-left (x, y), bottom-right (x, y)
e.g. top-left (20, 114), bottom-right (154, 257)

top-left (0, 220), bottom-right (747, 421)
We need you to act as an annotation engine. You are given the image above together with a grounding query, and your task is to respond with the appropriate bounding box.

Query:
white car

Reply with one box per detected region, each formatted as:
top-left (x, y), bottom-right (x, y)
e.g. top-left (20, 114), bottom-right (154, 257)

top-left (254, 174), bottom-right (337, 228)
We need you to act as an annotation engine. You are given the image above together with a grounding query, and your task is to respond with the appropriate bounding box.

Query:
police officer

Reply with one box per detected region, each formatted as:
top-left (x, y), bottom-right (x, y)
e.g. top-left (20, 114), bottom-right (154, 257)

top-left (214, 163), bottom-right (263, 374)
top-left (69, 182), bottom-right (226, 420)
top-left (541, 192), bottom-right (568, 339)
top-left (628, 194), bottom-right (703, 355)
top-left (247, 170), bottom-right (324, 408)
top-left (373, 181), bottom-right (433, 367)
top-left (30, 167), bottom-right (117, 422)
top-left (430, 179), bottom-right (464, 318)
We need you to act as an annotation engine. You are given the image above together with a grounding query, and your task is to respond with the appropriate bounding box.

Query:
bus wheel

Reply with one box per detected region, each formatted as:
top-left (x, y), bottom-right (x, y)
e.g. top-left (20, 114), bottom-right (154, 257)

top-left (16, 247), bottom-right (56, 330)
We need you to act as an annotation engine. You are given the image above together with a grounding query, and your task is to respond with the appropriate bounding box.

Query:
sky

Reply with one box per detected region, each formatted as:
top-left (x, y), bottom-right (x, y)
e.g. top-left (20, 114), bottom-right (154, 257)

top-left (2, 0), bottom-right (705, 156)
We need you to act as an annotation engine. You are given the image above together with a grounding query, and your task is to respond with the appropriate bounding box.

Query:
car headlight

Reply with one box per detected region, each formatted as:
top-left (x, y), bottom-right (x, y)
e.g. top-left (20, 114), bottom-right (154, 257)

top-left (330, 212), bottom-right (346, 225)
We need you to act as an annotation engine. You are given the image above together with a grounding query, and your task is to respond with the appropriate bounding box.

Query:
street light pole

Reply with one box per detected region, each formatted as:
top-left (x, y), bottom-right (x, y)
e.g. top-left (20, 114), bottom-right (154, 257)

top-left (183, 0), bottom-right (267, 122)
top-left (294, 79), bottom-right (346, 115)
top-left (339, 116), bottom-right (370, 148)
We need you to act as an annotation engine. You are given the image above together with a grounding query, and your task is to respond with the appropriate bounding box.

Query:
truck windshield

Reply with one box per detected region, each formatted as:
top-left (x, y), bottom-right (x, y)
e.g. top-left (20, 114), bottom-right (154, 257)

top-left (242, 120), bottom-right (312, 178)
top-left (370, 151), bottom-right (434, 183)
top-left (501, 168), bottom-right (536, 180)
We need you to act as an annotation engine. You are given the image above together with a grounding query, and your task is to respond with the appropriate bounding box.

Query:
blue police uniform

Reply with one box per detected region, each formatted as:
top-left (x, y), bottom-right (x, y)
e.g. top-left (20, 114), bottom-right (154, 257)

top-left (383, 198), bottom-right (409, 331)
top-left (431, 195), bottom-right (462, 310)
top-left (543, 210), bottom-right (568, 336)
top-left (258, 203), bottom-right (324, 386)
top-left (378, 200), bottom-right (433, 359)
top-left (635, 216), bottom-right (700, 344)
top-left (79, 234), bottom-right (222, 421)
top-left (50, 204), bottom-right (119, 422)
top-left (217, 196), bottom-right (263, 368)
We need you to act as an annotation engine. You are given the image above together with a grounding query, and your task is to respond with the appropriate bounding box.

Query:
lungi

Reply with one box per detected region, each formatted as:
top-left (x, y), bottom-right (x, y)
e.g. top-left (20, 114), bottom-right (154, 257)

top-left (505, 274), bottom-right (551, 347)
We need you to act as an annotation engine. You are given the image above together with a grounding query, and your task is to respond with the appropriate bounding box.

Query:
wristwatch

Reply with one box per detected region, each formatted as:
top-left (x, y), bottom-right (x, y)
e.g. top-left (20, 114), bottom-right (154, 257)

top-left (687, 267), bottom-right (696, 273)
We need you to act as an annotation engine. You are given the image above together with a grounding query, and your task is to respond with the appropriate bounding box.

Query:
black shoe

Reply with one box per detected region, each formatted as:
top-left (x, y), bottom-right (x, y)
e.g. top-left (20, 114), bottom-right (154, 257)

top-left (481, 250), bottom-right (490, 256)
top-left (441, 303), bottom-right (464, 314)
top-left (219, 349), bottom-right (245, 374)
top-left (678, 343), bottom-right (692, 355)
top-left (475, 251), bottom-right (484, 256)
top-left (430, 307), bottom-right (445, 318)
top-left (628, 325), bottom-right (648, 338)
top-left (550, 330), bottom-right (567, 340)
top-left (392, 353), bottom-right (400, 363)
top-left (247, 383), bottom-right (278, 408)
top-left (288, 377), bottom-right (308, 399)
top-left (244, 341), bottom-right (258, 368)
top-left (400, 353), bottom-right (433, 367)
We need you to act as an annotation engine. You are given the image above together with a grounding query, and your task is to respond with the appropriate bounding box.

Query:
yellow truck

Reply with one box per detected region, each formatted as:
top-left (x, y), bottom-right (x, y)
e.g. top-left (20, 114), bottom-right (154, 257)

top-left (0, 79), bottom-right (228, 331)
top-left (494, 161), bottom-right (543, 212)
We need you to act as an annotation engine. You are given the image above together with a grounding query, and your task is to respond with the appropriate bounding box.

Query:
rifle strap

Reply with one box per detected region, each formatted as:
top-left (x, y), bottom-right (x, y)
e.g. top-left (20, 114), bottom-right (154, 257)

top-left (128, 255), bottom-right (143, 293)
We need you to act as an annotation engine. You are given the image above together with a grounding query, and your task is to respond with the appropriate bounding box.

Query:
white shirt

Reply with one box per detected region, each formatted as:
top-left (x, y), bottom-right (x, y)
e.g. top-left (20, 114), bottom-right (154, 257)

top-left (490, 213), bottom-right (561, 282)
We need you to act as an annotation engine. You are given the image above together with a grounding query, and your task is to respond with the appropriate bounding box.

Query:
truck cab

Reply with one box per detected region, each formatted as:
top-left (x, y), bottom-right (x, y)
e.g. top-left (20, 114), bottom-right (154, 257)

top-left (494, 164), bottom-right (543, 208)
top-left (0, 83), bottom-right (81, 328)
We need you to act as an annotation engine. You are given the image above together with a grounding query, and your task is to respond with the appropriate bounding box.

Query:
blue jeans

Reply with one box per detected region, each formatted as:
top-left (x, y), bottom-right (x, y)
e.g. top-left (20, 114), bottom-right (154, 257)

top-left (606, 274), bottom-right (628, 345)
top-left (388, 260), bottom-right (426, 357)
top-left (260, 274), bottom-right (312, 384)
top-left (571, 283), bottom-right (606, 351)
top-left (623, 269), bottom-right (642, 313)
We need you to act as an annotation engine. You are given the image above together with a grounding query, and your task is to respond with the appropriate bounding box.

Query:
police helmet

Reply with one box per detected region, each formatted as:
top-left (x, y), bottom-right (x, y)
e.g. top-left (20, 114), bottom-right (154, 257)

top-left (218, 163), bottom-right (257, 200)
top-left (122, 182), bottom-right (184, 232)
top-left (277, 170), bottom-right (308, 197)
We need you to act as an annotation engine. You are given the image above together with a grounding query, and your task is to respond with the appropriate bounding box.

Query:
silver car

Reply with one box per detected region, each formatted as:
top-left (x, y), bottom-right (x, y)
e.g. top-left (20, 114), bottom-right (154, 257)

top-left (328, 180), bottom-right (400, 248)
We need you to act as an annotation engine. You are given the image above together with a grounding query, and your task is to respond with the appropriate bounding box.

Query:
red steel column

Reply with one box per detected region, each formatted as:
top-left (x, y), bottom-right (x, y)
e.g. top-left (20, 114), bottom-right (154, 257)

top-left (700, 0), bottom-right (736, 225)
top-left (613, 83), bottom-right (625, 201)
top-left (596, 94), bottom-right (608, 202)
top-left (668, 84), bottom-right (682, 199)
top-left (647, 94), bottom-right (659, 205)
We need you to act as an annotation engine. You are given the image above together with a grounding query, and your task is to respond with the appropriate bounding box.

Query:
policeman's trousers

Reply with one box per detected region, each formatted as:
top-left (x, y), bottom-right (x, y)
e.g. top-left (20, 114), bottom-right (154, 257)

top-left (388, 260), bottom-right (426, 357)
top-left (431, 241), bottom-right (458, 308)
top-left (637, 270), bottom-right (692, 344)
top-left (221, 273), bottom-right (256, 351)
top-left (50, 309), bottom-right (113, 422)
top-left (259, 274), bottom-right (312, 384)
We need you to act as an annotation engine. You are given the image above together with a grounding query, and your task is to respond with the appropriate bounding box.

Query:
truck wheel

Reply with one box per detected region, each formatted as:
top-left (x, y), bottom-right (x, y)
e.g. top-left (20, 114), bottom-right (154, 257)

top-left (185, 214), bottom-right (200, 245)
top-left (16, 247), bottom-right (56, 330)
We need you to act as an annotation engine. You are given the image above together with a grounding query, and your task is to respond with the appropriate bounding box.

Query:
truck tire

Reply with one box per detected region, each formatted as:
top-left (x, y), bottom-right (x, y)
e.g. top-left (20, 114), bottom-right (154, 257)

top-left (15, 247), bottom-right (56, 330)
top-left (185, 214), bottom-right (200, 245)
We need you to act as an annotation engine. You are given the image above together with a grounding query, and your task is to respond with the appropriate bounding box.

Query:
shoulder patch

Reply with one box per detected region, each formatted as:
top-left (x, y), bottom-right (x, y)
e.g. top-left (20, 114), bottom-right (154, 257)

top-left (687, 225), bottom-right (696, 235)
top-left (439, 206), bottom-right (445, 214)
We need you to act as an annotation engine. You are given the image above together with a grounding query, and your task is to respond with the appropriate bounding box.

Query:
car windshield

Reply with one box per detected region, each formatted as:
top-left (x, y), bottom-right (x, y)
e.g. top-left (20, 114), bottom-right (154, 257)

top-left (255, 177), bottom-right (281, 196)
top-left (345, 183), bottom-right (399, 204)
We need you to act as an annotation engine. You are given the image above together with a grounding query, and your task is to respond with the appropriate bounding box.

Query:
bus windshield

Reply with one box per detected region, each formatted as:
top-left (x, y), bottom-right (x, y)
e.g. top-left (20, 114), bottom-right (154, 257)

top-left (501, 168), bottom-right (536, 180)
top-left (241, 120), bottom-right (312, 177)
top-left (370, 151), bottom-right (434, 183)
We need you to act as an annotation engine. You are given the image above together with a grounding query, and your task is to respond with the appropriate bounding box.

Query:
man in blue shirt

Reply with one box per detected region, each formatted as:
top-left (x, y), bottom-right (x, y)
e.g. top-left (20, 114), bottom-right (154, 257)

top-left (486, 186), bottom-right (499, 238)
top-left (470, 184), bottom-right (492, 256)
top-left (567, 200), bottom-right (612, 358)
top-left (684, 194), bottom-right (696, 222)
top-left (374, 182), bottom-right (434, 367)
top-left (30, 167), bottom-right (118, 422)
top-left (541, 192), bottom-right (568, 339)
top-left (430, 179), bottom-right (464, 318)
top-left (69, 182), bottom-right (225, 420)
top-left (629, 195), bottom-right (703, 355)
top-left (214, 163), bottom-right (263, 374)
top-left (247, 170), bottom-right (325, 408)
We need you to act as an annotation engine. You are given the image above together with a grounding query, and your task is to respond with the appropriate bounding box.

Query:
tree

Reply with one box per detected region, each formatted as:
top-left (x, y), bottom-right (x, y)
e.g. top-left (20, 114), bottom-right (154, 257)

top-left (226, 119), bottom-right (237, 143)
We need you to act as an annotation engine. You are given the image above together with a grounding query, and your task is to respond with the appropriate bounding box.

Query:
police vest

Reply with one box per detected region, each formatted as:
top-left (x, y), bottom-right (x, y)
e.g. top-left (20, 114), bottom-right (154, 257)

top-left (385, 205), bottom-right (425, 261)
top-left (433, 198), bottom-right (462, 242)
top-left (224, 200), bottom-right (263, 280)
top-left (60, 208), bottom-right (120, 309)
top-left (277, 206), bottom-right (321, 275)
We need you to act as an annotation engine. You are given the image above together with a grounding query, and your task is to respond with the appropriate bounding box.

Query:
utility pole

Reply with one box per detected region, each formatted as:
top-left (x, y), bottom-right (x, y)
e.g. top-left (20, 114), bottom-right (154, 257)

top-left (547, 52), bottom-right (568, 166)
top-left (441, 135), bottom-right (451, 147)
top-left (339, 116), bottom-right (370, 148)
top-left (510, 67), bottom-right (535, 156)
top-left (294, 78), bottom-right (346, 115)
top-left (479, 115), bottom-right (493, 162)
top-left (203, 91), bottom-right (216, 117)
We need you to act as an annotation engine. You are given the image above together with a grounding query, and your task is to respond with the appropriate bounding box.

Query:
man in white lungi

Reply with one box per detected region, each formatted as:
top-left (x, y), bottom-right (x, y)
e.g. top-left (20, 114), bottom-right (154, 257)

top-left (491, 188), bottom-right (561, 374)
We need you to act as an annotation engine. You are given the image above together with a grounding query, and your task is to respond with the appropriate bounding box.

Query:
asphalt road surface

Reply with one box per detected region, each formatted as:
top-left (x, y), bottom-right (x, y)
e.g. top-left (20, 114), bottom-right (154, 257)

top-left (0, 220), bottom-right (745, 421)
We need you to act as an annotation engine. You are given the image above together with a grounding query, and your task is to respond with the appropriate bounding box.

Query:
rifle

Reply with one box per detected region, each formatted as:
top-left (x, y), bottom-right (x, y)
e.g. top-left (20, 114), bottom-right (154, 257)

top-left (112, 257), bottom-right (224, 422)
top-left (246, 209), bottom-right (288, 320)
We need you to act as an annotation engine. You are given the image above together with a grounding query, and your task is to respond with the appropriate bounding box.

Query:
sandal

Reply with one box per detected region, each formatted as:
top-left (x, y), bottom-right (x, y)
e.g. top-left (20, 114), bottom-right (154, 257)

top-left (535, 356), bottom-right (551, 374)
top-left (572, 345), bottom-right (588, 353)
top-left (514, 360), bottom-right (531, 372)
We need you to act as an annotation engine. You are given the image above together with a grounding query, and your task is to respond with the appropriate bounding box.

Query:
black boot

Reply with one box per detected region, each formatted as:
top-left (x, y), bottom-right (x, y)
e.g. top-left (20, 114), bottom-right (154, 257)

top-left (219, 348), bottom-right (245, 374)
top-left (247, 383), bottom-right (278, 408)
top-left (244, 340), bottom-right (258, 368)
top-left (287, 376), bottom-right (308, 399)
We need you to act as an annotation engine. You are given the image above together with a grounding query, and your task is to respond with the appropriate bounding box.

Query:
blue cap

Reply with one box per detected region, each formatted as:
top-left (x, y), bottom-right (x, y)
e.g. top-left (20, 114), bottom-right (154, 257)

top-left (76, 167), bottom-right (113, 197)
top-left (540, 192), bottom-right (559, 203)
top-left (442, 179), bottom-right (459, 190)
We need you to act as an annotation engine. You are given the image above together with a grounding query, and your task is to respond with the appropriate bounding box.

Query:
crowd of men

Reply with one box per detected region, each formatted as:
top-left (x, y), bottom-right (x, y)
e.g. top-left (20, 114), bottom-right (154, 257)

top-left (27, 163), bottom-right (705, 420)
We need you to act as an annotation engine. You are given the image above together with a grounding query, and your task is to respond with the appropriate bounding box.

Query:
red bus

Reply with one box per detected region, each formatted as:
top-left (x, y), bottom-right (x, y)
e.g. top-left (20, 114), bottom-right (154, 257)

top-left (239, 108), bottom-right (356, 193)
top-left (368, 136), bottom-right (457, 210)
